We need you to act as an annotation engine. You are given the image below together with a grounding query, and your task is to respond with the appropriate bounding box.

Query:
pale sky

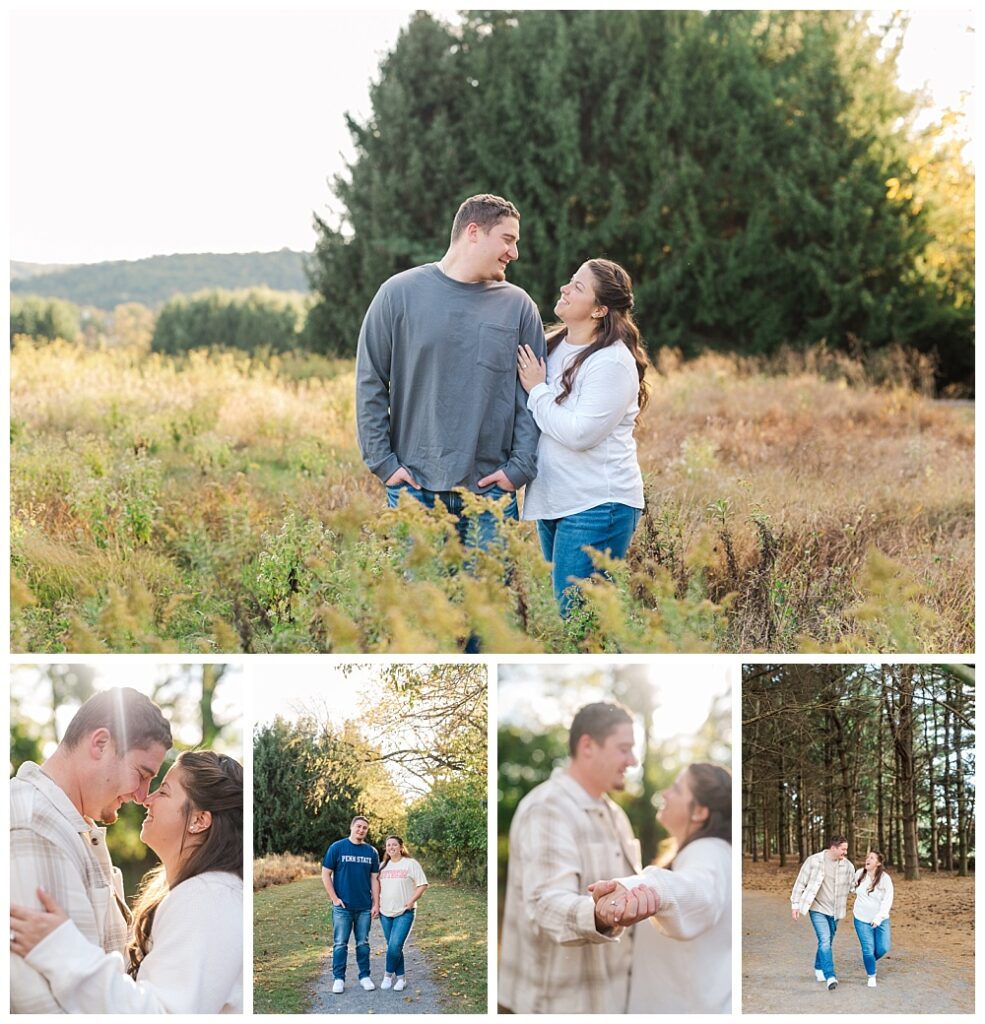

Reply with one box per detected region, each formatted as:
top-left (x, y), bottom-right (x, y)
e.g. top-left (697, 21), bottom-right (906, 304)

top-left (9, 662), bottom-right (244, 758)
top-left (253, 661), bottom-right (390, 726)
top-left (8, 8), bottom-right (975, 264)
top-left (498, 657), bottom-right (734, 782)
top-left (251, 661), bottom-right (489, 799)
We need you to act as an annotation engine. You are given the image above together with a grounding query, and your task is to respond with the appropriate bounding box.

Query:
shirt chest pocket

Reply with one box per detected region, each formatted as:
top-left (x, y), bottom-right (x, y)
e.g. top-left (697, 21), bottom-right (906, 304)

top-left (583, 836), bottom-right (627, 885)
top-left (477, 322), bottom-right (518, 373)
top-left (88, 879), bottom-right (112, 941)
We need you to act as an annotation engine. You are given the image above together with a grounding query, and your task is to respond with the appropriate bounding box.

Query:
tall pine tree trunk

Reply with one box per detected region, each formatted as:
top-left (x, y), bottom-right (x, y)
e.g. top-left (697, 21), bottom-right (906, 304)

top-left (895, 667), bottom-right (920, 880)
top-left (942, 689), bottom-right (955, 870)
top-left (796, 770), bottom-right (806, 862)
top-left (922, 677), bottom-right (939, 872)
top-left (830, 708), bottom-right (856, 859)
top-left (762, 788), bottom-right (770, 861)
top-left (955, 680), bottom-right (968, 877)
top-left (877, 690), bottom-right (886, 854)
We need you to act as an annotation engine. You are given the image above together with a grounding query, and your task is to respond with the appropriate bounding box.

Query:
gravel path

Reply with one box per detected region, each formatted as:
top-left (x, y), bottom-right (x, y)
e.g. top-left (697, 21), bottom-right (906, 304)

top-left (742, 890), bottom-right (975, 1014)
top-left (308, 917), bottom-right (446, 1014)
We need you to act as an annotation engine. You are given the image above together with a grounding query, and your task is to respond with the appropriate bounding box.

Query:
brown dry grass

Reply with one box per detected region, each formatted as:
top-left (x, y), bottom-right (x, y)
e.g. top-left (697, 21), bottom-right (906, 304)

top-left (253, 852), bottom-right (321, 891)
top-left (10, 340), bottom-right (974, 653)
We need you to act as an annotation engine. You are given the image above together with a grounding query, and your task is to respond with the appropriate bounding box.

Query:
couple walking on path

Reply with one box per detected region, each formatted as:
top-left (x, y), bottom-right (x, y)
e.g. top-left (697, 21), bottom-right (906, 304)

top-left (791, 836), bottom-right (894, 991)
top-left (356, 193), bottom-right (649, 625)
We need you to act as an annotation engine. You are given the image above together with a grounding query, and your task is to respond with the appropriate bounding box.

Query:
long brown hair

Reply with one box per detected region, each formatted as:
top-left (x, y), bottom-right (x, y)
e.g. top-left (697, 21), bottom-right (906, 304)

top-left (678, 763), bottom-right (732, 857)
top-left (379, 834), bottom-right (411, 873)
top-left (127, 751), bottom-right (243, 976)
top-left (856, 849), bottom-right (886, 894)
top-left (547, 258), bottom-right (650, 415)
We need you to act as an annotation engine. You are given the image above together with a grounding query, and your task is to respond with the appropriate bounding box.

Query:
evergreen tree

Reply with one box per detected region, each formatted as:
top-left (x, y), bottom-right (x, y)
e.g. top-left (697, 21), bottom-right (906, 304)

top-left (307, 10), bottom-right (971, 387)
top-left (306, 12), bottom-right (471, 353)
top-left (151, 287), bottom-right (305, 354)
top-left (10, 294), bottom-right (81, 342)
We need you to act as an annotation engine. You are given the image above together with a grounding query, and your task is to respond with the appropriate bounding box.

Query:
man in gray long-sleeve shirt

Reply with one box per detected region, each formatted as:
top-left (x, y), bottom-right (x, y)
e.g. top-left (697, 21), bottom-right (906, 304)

top-left (355, 193), bottom-right (546, 545)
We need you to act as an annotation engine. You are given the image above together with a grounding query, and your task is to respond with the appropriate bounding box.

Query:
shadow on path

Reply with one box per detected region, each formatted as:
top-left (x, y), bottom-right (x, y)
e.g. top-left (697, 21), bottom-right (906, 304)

top-left (742, 890), bottom-right (974, 1014)
top-left (309, 917), bottom-right (445, 1014)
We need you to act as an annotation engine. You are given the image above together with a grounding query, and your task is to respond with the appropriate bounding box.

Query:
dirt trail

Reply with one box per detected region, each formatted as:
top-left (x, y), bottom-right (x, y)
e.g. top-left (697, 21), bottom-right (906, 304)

top-left (308, 918), bottom-right (445, 1014)
top-left (742, 890), bottom-right (974, 1014)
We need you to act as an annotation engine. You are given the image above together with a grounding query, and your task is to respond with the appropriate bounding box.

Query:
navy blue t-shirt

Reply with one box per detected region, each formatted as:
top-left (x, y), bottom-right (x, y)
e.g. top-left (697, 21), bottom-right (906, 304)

top-left (322, 838), bottom-right (380, 910)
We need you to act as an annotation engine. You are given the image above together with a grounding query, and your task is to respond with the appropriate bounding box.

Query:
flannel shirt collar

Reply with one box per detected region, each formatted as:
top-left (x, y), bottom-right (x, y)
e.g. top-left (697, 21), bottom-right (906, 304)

top-left (16, 760), bottom-right (103, 841)
top-left (555, 768), bottom-right (613, 811)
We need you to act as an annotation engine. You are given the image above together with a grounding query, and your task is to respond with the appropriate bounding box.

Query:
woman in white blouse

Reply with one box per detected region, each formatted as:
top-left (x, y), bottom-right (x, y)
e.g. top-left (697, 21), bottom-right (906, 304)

top-left (851, 850), bottom-right (894, 987)
top-left (10, 750), bottom-right (243, 1014)
top-left (377, 835), bottom-right (429, 991)
top-left (517, 258), bottom-right (649, 617)
top-left (590, 763), bottom-right (732, 1013)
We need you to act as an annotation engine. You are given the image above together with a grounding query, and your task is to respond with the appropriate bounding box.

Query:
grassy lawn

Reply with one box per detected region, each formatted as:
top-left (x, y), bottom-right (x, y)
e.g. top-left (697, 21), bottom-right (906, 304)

top-left (253, 876), bottom-right (487, 1014)
top-left (412, 882), bottom-right (487, 1013)
top-left (253, 876), bottom-right (328, 1014)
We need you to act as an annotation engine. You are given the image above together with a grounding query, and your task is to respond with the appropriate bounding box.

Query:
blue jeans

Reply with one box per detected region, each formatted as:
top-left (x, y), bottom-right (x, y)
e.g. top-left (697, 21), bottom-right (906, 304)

top-left (386, 482), bottom-right (518, 652)
top-left (379, 908), bottom-right (415, 975)
top-left (385, 482), bottom-right (518, 549)
top-left (809, 911), bottom-right (838, 980)
top-left (332, 906), bottom-right (371, 980)
top-left (537, 502), bottom-right (642, 617)
top-left (854, 917), bottom-right (891, 977)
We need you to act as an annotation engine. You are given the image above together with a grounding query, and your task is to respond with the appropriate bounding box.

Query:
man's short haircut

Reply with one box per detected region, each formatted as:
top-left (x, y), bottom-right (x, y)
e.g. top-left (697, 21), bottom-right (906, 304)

top-left (450, 193), bottom-right (520, 242)
top-left (61, 687), bottom-right (172, 753)
top-left (827, 834), bottom-right (849, 848)
top-left (568, 701), bottom-right (634, 757)
top-left (351, 815), bottom-right (370, 827)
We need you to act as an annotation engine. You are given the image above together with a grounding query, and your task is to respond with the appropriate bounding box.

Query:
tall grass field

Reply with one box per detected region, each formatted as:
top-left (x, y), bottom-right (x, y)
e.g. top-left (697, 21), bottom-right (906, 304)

top-left (11, 340), bottom-right (972, 653)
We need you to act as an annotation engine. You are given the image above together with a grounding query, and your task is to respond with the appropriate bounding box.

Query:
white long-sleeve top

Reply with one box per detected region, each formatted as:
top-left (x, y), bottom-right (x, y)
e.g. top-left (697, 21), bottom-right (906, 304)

top-left (25, 871), bottom-right (243, 1014)
top-left (616, 837), bottom-right (732, 1013)
top-left (851, 869), bottom-right (894, 924)
top-left (522, 339), bottom-right (644, 520)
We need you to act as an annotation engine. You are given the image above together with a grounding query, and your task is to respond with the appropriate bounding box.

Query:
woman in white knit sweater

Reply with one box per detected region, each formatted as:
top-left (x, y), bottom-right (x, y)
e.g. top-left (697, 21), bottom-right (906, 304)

top-left (517, 258), bottom-right (649, 618)
top-left (851, 849), bottom-right (894, 987)
top-left (10, 750), bottom-right (243, 1013)
top-left (590, 763), bottom-right (732, 1013)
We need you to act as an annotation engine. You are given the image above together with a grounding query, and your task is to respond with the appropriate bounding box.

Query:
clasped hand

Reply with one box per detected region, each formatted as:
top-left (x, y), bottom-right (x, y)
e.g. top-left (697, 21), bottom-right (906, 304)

top-left (589, 878), bottom-right (659, 929)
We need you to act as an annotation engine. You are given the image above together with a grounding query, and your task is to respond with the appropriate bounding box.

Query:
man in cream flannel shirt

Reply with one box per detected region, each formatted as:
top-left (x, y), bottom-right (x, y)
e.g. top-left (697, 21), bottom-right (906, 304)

top-left (790, 835), bottom-right (855, 989)
top-left (10, 687), bottom-right (172, 1013)
top-left (499, 702), bottom-right (644, 1014)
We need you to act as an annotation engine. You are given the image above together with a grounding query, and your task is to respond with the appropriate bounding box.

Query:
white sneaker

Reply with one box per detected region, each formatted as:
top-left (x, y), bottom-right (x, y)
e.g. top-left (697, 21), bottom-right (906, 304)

top-left (826, 977), bottom-right (838, 990)
top-left (332, 979), bottom-right (344, 994)
top-left (360, 977), bottom-right (376, 991)
top-left (381, 974), bottom-right (393, 991)
top-left (815, 969), bottom-right (826, 982)
top-left (394, 977), bottom-right (406, 992)
top-left (868, 976), bottom-right (877, 988)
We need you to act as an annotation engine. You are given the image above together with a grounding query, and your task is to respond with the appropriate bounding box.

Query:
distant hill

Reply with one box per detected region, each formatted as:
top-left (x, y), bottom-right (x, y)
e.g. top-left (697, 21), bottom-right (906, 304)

top-left (10, 250), bottom-right (310, 309)
top-left (11, 261), bottom-right (79, 281)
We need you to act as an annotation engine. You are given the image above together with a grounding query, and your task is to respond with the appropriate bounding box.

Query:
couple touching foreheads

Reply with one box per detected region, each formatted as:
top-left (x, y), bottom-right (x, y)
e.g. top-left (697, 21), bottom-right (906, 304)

top-left (9, 687), bottom-right (243, 1014)
top-left (499, 702), bottom-right (731, 1014)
